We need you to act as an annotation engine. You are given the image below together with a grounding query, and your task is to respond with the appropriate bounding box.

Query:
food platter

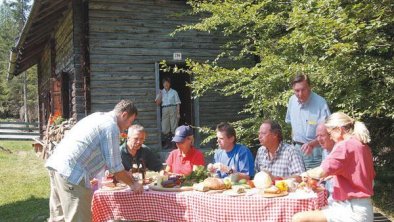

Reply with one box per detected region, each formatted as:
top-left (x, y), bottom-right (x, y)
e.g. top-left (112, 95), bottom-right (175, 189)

top-left (261, 191), bottom-right (289, 198)
top-left (149, 184), bottom-right (194, 192)
top-left (222, 188), bottom-right (259, 197)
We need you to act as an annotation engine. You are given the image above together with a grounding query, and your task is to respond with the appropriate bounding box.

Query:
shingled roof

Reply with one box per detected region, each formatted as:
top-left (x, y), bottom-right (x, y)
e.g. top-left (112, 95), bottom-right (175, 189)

top-left (8, 0), bottom-right (70, 79)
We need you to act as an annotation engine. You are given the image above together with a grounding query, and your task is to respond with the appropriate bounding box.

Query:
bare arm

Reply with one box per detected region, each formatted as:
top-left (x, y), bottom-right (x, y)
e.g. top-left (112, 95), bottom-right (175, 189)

top-left (155, 91), bottom-right (162, 106)
top-left (114, 170), bottom-right (143, 193)
top-left (176, 104), bottom-right (180, 119)
top-left (301, 139), bottom-right (320, 155)
top-left (306, 166), bottom-right (327, 179)
top-left (165, 165), bottom-right (171, 173)
top-left (236, 173), bottom-right (250, 180)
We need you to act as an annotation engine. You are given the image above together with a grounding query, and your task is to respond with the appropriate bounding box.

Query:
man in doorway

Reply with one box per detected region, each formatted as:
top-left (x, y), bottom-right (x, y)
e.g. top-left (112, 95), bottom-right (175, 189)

top-left (255, 120), bottom-right (305, 179)
top-left (155, 77), bottom-right (181, 147)
top-left (46, 100), bottom-right (143, 222)
top-left (285, 74), bottom-right (330, 169)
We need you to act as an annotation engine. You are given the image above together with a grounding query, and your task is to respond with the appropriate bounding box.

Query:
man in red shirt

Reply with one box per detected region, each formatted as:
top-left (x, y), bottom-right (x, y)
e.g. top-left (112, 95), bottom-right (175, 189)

top-left (165, 125), bottom-right (205, 175)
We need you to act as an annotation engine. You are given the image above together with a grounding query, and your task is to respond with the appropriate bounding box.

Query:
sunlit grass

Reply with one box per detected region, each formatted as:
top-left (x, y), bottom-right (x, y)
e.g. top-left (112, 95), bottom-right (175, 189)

top-left (0, 140), bottom-right (50, 221)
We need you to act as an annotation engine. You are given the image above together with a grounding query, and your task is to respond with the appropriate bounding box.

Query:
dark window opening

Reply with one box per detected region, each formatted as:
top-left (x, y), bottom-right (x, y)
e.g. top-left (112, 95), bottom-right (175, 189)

top-left (159, 64), bottom-right (193, 127)
top-left (61, 72), bottom-right (72, 119)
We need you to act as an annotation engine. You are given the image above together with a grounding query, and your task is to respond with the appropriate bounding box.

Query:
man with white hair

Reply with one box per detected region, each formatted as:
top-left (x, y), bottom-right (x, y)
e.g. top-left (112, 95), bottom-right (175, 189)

top-left (316, 123), bottom-right (335, 203)
top-left (120, 125), bottom-right (163, 172)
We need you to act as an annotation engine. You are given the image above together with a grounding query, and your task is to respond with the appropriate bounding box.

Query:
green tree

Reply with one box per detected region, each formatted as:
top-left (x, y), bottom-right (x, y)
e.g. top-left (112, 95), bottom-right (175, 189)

top-left (0, 0), bottom-right (36, 120)
top-left (175, 0), bottom-right (393, 163)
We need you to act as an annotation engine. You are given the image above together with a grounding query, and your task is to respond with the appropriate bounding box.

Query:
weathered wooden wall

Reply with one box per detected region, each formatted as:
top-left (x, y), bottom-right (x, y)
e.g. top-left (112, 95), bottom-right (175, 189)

top-left (37, 44), bottom-right (52, 135)
top-left (88, 0), bottom-right (247, 149)
top-left (55, 10), bottom-right (74, 75)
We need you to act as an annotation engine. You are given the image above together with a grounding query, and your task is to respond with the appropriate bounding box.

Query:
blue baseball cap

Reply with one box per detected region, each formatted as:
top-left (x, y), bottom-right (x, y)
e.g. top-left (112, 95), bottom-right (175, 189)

top-left (172, 125), bottom-right (193, 143)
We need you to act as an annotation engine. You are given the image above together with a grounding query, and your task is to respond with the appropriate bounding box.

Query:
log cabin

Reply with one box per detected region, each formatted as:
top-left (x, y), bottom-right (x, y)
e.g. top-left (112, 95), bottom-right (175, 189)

top-left (8, 0), bottom-right (248, 154)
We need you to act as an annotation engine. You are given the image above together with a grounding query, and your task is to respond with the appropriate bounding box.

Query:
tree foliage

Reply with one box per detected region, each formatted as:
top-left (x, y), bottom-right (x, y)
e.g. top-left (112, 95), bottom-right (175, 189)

top-left (0, 0), bottom-right (36, 120)
top-left (175, 0), bottom-right (393, 166)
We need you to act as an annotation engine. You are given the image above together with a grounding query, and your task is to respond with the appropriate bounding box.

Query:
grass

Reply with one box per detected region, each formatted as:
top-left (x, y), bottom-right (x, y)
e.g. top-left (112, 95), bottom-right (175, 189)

top-left (0, 140), bottom-right (50, 222)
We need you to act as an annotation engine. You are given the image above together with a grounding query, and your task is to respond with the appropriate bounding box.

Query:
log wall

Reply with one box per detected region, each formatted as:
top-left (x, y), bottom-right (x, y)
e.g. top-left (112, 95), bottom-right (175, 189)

top-left (88, 0), bottom-right (246, 149)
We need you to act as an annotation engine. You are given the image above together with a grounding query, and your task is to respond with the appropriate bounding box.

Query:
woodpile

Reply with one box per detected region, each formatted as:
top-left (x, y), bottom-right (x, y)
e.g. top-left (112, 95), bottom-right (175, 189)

top-left (36, 117), bottom-right (76, 159)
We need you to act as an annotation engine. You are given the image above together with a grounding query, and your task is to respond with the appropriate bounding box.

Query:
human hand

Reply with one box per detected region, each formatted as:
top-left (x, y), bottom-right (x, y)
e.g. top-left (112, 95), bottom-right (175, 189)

top-left (301, 142), bottom-right (314, 155)
top-left (213, 163), bottom-right (230, 173)
top-left (207, 163), bottom-right (215, 172)
top-left (131, 181), bottom-right (144, 194)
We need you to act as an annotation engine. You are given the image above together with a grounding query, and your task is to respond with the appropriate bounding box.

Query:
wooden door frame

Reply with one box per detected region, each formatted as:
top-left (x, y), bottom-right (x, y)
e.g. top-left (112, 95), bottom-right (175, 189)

top-left (154, 62), bottom-right (201, 148)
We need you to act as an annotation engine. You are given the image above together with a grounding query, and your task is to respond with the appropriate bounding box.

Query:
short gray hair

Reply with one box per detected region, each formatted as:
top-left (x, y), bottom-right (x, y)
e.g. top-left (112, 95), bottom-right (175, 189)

top-left (113, 100), bottom-right (138, 117)
top-left (127, 124), bottom-right (145, 137)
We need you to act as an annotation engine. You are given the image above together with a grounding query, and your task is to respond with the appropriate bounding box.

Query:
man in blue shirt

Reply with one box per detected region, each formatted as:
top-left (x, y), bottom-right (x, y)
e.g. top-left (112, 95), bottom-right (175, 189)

top-left (285, 74), bottom-right (330, 169)
top-left (46, 100), bottom-right (143, 222)
top-left (210, 122), bottom-right (254, 180)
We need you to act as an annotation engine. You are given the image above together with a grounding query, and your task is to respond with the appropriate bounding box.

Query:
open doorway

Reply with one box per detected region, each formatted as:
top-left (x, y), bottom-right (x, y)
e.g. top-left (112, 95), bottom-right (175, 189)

top-left (156, 63), bottom-right (194, 149)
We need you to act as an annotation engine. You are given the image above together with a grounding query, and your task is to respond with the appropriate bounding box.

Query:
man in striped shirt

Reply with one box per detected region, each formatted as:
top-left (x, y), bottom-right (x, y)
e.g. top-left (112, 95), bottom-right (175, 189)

top-left (46, 100), bottom-right (143, 222)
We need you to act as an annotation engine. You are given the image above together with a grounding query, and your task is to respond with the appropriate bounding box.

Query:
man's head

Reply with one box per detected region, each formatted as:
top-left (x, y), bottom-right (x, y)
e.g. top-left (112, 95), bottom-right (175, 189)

top-left (216, 122), bottom-right (236, 151)
top-left (127, 125), bottom-right (146, 152)
top-left (258, 120), bottom-right (282, 149)
top-left (292, 74), bottom-right (312, 103)
top-left (114, 100), bottom-right (138, 131)
top-left (162, 77), bottom-right (171, 91)
top-left (172, 125), bottom-right (194, 152)
top-left (316, 123), bottom-right (335, 151)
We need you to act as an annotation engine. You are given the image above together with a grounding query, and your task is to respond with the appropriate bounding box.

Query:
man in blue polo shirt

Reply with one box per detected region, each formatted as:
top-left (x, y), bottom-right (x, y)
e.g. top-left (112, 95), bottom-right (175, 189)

top-left (285, 74), bottom-right (330, 169)
top-left (210, 122), bottom-right (254, 180)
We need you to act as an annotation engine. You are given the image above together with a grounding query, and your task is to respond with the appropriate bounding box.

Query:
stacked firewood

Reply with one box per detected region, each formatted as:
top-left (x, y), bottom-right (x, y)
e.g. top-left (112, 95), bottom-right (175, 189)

top-left (40, 117), bottom-right (76, 159)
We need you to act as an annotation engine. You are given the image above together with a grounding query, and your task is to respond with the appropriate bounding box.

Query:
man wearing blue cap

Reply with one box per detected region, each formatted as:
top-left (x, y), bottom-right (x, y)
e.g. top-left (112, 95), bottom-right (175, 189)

top-left (165, 125), bottom-right (205, 175)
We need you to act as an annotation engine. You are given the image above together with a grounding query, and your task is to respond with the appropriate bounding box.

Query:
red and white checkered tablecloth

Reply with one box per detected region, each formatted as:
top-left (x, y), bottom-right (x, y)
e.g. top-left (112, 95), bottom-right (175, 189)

top-left (92, 189), bottom-right (327, 222)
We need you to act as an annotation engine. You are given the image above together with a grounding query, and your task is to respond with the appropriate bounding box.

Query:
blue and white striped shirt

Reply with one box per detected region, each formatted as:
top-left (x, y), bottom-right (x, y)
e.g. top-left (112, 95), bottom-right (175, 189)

top-left (45, 111), bottom-right (124, 187)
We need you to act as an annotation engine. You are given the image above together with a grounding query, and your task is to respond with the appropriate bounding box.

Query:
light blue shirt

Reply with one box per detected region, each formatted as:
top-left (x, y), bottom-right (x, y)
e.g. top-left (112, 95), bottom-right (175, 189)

top-left (45, 111), bottom-right (124, 187)
top-left (214, 144), bottom-right (255, 178)
top-left (285, 92), bottom-right (330, 143)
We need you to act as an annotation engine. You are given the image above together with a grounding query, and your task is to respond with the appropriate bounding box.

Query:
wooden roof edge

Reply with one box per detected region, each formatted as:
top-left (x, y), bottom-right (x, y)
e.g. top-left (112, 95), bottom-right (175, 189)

top-left (7, 0), bottom-right (43, 79)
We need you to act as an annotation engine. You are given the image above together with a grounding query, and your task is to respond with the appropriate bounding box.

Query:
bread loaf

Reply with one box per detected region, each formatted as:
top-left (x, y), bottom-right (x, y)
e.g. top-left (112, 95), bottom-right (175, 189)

top-left (203, 177), bottom-right (226, 190)
top-left (264, 185), bottom-right (281, 194)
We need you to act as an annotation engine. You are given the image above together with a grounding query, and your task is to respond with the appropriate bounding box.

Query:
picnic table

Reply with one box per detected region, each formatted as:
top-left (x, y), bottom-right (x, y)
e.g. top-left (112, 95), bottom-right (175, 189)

top-left (91, 189), bottom-right (327, 222)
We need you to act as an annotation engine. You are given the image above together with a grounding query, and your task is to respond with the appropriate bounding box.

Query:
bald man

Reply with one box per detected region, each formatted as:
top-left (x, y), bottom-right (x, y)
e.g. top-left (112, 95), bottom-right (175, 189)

top-left (316, 123), bottom-right (335, 203)
top-left (316, 123), bottom-right (335, 159)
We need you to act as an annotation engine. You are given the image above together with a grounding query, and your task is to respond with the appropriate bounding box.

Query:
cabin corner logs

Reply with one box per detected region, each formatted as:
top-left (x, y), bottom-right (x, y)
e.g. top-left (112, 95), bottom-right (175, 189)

top-left (14, 0), bottom-right (249, 151)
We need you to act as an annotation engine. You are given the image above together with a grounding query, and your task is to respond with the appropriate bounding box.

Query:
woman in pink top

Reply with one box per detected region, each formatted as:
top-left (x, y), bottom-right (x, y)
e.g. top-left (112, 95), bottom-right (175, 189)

top-left (165, 125), bottom-right (205, 175)
top-left (293, 112), bottom-right (375, 222)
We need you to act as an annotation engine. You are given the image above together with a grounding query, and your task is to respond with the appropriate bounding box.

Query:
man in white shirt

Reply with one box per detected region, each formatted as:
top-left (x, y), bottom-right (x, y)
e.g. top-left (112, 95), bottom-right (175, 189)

top-left (155, 77), bottom-right (181, 140)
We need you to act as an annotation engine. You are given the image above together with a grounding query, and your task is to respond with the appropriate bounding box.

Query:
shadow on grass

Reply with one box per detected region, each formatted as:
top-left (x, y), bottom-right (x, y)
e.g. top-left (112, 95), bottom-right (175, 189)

top-left (0, 196), bottom-right (48, 222)
top-left (373, 173), bottom-right (394, 221)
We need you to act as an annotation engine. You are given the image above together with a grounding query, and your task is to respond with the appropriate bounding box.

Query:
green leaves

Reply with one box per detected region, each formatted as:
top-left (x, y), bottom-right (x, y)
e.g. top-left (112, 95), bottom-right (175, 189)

top-left (177, 0), bottom-right (393, 148)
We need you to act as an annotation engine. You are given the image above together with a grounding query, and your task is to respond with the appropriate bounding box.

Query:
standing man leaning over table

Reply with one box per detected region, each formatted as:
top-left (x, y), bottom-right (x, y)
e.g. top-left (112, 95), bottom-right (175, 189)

top-left (209, 122), bottom-right (255, 180)
top-left (255, 120), bottom-right (305, 180)
top-left (285, 74), bottom-right (330, 169)
top-left (46, 100), bottom-right (143, 222)
top-left (155, 77), bottom-right (181, 143)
